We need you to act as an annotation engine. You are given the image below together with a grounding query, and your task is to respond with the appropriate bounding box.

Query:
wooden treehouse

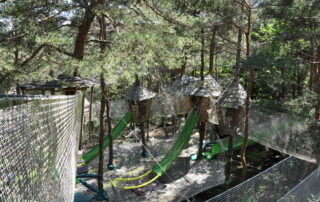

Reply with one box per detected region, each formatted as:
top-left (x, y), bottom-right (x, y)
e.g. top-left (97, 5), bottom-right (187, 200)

top-left (126, 77), bottom-right (156, 157)
top-left (217, 79), bottom-right (247, 136)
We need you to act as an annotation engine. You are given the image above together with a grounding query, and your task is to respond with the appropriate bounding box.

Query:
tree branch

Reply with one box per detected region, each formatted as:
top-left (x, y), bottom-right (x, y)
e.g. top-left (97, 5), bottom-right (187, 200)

top-left (20, 44), bottom-right (74, 67)
top-left (145, 1), bottom-right (188, 27)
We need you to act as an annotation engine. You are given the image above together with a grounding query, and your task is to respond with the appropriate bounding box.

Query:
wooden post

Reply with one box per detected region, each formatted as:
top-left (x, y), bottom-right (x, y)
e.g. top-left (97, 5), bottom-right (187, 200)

top-left (78, 91), bottom-right (86, 150)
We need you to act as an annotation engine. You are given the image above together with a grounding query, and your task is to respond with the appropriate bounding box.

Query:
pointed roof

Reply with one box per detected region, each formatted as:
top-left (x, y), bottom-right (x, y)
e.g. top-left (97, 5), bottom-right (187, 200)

top-left (171, 75), bottom-right (199, 88)
top-left (126, 83), bottom-right (156, 102)
top-left (168, 75), bottom-right (199, 94)
top-left (217, 79), bottom-right (247, 109)
top-left (184, 74), bottom-right (222, 97)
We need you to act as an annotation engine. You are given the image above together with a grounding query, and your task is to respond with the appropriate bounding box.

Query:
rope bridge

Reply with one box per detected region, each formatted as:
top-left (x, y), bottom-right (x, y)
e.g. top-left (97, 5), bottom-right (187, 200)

top-left (0, 94), bottom-right (83, 201)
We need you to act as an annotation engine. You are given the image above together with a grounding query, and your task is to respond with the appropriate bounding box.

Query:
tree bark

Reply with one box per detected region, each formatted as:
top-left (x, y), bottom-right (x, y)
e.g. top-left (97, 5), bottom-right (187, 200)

top-left (292, 71), bottom-right (296, 99)
top-left (73, 0), bottom-right (102, 76)
top-left (235, 26), bottom-right (242, 81)
top-left (79, 91), bottom-right (86, 150)
top-left (89, 86), bottom-right (94, 138)
top-left (240, 1), bottom-right (253, 178)
top-left (315, 44), bottom-right (320, 120)
top-left (197, 122), bottom-right (206, 160)
top-left (98, 75), bottom-right (106, 191)
top-left (181, 46), bottom-right (187, 75)
top-left (98, 16), bottom-right (114, 167)
top-left (140, 122), bottom-right (147, 155)
top-left (209, 27), bottom-right (217, 76)
top-left (297, 69), bottom-right (303, 96)
top-left (200, 28), bottom-right (205, 80)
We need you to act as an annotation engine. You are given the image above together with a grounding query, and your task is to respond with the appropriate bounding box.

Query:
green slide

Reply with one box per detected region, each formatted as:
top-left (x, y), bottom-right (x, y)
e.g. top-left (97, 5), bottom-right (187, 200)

top-left (152, 111), bottom-right (199, 175)
top-left (199, 136), bottom-right (256, 160)
top-left (82, 112), bottom-right (133, 164)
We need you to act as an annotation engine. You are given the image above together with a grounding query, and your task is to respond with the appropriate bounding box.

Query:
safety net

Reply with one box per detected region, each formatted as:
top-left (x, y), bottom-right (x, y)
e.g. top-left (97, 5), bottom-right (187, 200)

top-left (0, 93), bottom-right (83, 201)
top-left (245, 108), bottom-right (320, 163)
top-left (278, 167), bottom-right (320, 201)
top-left (206, 156), bottom-right (317, 202)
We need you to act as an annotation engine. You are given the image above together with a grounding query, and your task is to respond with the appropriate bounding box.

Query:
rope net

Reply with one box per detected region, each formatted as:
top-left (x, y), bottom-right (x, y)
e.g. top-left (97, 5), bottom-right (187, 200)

top-left (0, 94), bottom-right (83, 201)
top-left (206, 156), bottom-right (317, 202)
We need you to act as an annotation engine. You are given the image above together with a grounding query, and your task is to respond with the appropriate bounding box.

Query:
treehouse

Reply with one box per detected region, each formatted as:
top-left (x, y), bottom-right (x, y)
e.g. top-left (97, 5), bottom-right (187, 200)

top-left (126, 78), bottom-right (156, 157)
top-left (217, 79), bottom-right (247, 135)
top-left (17, 75), bottom-right (98, 150)
top-left (126, 79), bottom-right (156, 124)
top-left (17, 74), bottom-right (97, 96)
top-left (184, 74), bottom-right (222, 122)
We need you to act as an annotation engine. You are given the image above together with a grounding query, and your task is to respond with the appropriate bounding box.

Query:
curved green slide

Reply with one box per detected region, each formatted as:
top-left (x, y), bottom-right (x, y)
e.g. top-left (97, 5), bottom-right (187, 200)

top-left (82, 112), bottom-right (133, 164)
top-left (152, 111), bottom-right (199, 175)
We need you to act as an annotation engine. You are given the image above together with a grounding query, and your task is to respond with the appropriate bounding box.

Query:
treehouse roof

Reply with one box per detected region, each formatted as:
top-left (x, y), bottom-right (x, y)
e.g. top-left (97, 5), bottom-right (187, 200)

top-left (217, 79), bottom-right (247, 109)
top-left (126, 83), bottom-right (156, 102)
top-left (18, 75), bottom-right (98, 91)
top-left (184, 74), bottom-right (222, 97)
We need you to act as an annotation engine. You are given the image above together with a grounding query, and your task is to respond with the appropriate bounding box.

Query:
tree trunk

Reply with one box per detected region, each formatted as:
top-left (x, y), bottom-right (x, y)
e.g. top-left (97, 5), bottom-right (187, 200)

top-left (240, 3), bottom-right (253, 178)
top-left (197, 122), bottom-right (206, 160)
top-left (280, 67), bottom-right (285, 102)
top-left (98, 75), bottom-right (106, 191)
top-left (89, 86), bottom-right (94, 138)
top-left (297, 69), bottom-right (303, 97)
top-left (315, 44), bottom-right (320, 120)
top-left (292, 71), bottom-right (296, 99)
top-left (181, 46), bottom-right (187, 75)
top-left (73, 0), bottom-right (102, 76)
top-left (146, 120), bottom-right (150, 141)
top-left (209, 27), bottom-right (217, 76)
top-left (235, 26), bottom-right (242, 80)
top-left (200, 28), bottom-right (205, 80)
top-left (98, 16), bottom-right (114, 167)
top-left (140, 122), bottom-right (148, 157)
top-left (79, 91), bottom-right (86, 150)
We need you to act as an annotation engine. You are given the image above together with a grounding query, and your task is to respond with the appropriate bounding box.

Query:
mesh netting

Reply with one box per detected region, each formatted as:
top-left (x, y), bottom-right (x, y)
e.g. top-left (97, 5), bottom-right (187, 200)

top-left (278, 168), bottom-right (320, 202)
top-left (206, 157), bottom-right (317, 202)
top-left (0, 94), bottom-right (83, 201)
top-left (246, 108), bottom-right (320, 163)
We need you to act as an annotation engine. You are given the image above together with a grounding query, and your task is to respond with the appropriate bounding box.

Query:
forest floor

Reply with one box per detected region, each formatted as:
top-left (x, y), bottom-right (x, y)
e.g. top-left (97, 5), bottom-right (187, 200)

top-left (75, 107), bottom-right (312, 201)
top-left (75, 127), bottom-right (227, 202)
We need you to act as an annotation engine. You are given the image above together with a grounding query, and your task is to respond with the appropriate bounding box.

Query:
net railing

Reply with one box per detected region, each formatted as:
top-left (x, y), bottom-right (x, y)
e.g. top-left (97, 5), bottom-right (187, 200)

top-left (0, 93), bottom-right (83, 201)
top-left (244, 108), bottom-right (320, 163)
top-left (206, 156), bottom-right (317, 202)
top-left (278, 167), bottom-right (320, 202)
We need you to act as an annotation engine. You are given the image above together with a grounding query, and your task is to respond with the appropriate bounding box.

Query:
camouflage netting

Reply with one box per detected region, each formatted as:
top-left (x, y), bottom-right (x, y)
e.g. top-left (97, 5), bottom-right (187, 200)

top-left (0, 94), bottom-right (82, 201)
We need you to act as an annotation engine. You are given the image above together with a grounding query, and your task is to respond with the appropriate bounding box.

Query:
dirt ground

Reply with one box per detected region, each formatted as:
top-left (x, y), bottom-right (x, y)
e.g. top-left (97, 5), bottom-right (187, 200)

top-left (75, 126), bottom-right (226, 202)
